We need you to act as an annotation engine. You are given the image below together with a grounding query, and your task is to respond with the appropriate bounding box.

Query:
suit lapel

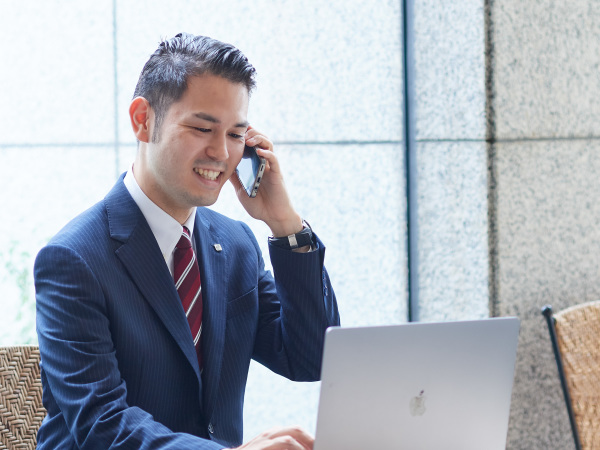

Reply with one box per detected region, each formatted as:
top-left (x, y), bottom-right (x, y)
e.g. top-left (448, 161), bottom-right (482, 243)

top-left (194, 209), bottom-right (228, 421)
top-left (105, 178), bottom-right (203, 387)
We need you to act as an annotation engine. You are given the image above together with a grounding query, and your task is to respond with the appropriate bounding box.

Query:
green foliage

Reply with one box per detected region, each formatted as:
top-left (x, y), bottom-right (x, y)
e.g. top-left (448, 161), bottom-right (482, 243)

top-left (1, 241), bottom-right (37, 345)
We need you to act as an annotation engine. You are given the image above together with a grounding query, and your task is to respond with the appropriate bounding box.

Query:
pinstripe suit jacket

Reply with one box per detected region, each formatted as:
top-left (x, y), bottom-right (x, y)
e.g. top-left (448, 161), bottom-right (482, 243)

top-left (34, 176), bottom-right (339, 449)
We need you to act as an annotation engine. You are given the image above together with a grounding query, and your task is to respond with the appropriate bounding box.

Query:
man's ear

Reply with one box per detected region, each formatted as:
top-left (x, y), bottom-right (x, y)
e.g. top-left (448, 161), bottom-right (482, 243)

top-left (129, 97), bottom-right (152, 143)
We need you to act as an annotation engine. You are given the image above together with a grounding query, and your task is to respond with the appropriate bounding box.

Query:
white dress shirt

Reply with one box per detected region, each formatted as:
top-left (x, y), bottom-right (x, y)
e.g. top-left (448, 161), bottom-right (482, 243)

top-left (123, 168), bottom-right (196, 276)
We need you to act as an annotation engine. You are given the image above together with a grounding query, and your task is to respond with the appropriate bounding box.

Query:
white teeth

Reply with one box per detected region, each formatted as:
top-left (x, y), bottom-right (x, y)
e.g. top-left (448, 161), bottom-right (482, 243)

top-left (195, 168), bottom-right (220, 181)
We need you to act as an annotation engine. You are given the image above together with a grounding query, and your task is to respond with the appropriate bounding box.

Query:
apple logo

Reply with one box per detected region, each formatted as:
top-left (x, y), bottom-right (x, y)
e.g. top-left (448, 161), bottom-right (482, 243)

top-left (409, 390), bottom-right (427, 416)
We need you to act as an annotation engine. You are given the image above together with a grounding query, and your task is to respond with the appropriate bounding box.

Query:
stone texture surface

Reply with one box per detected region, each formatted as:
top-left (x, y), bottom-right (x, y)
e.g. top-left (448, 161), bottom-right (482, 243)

top-left (415, 141), bottom-right (489, 322)
top-left (494, 140), bottom-right (600, 449)
top-left (115, 0), bottom-right (403, 145)
top-left (209, 142), bottom-right (408, 440)
top-left (413, 0), bottom-right (486, 140)
top-left (492, 1), bottom-right (600, 139)
top-left (0, 2), bottom-right (115, 145)
top-left (0, 146), bottom-right (116, 345)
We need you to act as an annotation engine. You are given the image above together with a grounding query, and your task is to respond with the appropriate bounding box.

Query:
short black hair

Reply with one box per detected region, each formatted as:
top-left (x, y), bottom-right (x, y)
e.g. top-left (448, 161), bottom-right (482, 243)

top-left (133, 33), bottom-right (256, 142)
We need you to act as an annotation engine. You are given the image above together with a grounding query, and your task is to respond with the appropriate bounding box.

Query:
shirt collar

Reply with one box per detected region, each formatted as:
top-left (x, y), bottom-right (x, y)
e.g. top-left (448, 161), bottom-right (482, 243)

top-left (124, 167), bottom-right (196, 262)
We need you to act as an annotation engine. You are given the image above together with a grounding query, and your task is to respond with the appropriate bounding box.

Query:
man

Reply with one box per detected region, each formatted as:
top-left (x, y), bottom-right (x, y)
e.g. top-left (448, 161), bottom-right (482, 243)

top-left (34, 33), bottom-right (339, 449)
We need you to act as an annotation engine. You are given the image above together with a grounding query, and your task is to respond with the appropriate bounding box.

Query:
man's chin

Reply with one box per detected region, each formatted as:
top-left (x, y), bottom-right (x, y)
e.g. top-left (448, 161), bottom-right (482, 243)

top-left (187, 191), bottom-right (221, 208)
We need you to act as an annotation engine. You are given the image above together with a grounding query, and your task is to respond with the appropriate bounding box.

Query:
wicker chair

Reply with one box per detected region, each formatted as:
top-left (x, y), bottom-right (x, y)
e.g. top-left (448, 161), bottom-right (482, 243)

top-left (0, 346), bottom-right (46, 449)
top-left (542, 302), bottom-right (600, 450)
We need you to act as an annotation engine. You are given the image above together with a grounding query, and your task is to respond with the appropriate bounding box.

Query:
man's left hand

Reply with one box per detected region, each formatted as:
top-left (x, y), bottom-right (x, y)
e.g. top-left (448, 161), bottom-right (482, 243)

top-left (230, 127), bottom-right (304, 238)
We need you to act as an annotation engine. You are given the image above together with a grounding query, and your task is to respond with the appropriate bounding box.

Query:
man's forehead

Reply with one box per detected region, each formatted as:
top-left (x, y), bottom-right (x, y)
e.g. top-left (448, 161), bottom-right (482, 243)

top-left (186, 73), bottom-right (250, 96)
top-left (164, 77), bottom-right (249, 126)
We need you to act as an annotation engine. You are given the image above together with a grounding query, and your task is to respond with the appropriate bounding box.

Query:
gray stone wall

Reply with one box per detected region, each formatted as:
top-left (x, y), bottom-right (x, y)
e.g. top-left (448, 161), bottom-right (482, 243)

top-left (491, 1), bottom-right (600, 448)
top-left (493, 142), bottom-right (600, 449)
top-left (412, 0), bottom-right (490, 324)
top-left (407, 1), bottom-right (600, 446)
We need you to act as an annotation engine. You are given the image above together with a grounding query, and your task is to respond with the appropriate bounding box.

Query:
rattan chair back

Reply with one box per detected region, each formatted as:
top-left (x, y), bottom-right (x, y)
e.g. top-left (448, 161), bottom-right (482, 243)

top-left (554, 301), bottom-right (600, 450)
top-left (0, 346), bottom-right (45, 449)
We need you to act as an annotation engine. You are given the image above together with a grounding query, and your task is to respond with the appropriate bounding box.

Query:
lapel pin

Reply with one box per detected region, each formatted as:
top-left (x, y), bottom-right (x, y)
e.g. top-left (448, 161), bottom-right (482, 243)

top-left (213, 243), bottom-right (222, 252)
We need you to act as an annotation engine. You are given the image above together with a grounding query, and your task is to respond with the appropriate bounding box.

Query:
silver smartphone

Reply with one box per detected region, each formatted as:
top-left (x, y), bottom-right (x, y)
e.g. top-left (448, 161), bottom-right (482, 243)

top-left (235, 145), bottom-right (266, 198)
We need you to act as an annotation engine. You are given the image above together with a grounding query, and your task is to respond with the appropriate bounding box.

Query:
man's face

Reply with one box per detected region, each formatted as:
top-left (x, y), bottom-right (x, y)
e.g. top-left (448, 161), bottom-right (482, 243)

top-left (138, 74), bottom-right (249, 221)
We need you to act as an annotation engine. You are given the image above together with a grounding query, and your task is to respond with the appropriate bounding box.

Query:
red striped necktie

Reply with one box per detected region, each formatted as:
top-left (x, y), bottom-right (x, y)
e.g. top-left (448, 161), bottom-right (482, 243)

top-left (173, 226), bottom-right (203, 369)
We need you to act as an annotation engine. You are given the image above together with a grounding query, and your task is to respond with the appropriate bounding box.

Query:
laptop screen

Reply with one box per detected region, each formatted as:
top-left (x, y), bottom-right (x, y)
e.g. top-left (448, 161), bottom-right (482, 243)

top-left (314, 317), bottom-right (520, 450)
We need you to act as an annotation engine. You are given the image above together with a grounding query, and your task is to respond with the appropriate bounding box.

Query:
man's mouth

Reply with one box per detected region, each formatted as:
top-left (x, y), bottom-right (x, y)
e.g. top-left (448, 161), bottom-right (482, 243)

top-left (194, 168), bottom-right (220, 181)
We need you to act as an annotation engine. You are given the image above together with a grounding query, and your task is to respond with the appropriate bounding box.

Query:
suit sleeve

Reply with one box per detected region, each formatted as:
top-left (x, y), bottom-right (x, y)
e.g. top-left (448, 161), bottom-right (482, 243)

top-left (35, 244), bottom-right (225, 450)
top-left (243, 225), bottom-right (340, 381)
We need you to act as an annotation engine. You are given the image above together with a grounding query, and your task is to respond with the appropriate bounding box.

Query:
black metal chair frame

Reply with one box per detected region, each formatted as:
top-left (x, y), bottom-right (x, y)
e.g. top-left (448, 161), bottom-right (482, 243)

top-left (541, 305), bottom-right (582, 450)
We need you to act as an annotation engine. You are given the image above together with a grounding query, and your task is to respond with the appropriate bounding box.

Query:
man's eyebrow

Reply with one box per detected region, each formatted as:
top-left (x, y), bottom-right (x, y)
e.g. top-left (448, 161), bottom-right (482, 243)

top-left (194, 112), bottom-right (219, 123)
top-left (193, 112), bottom-right (249, 129)
top-left (235, 120), bottom-right (250, 129)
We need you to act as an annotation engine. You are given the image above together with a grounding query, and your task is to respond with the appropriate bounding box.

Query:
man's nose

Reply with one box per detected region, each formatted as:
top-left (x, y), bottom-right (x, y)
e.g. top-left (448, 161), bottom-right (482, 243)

top-left (206, 134), bottom-right (229, 161)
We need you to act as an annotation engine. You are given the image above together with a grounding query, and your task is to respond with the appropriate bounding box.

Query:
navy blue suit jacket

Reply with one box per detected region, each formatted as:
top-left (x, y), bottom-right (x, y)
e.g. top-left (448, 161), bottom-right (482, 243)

top-left (34, 177), bottom-right (339, 449)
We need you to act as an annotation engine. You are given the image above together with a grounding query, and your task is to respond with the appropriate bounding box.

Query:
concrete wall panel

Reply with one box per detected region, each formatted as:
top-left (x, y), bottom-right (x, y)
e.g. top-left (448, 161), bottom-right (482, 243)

top-left (416, 141), bottom-right (489, 322)
top-left (413, 0), bottom-right (486, 140)
top-left (494, 140), bottom-right (600, 449)
top-left (493, 1), bottom-right (600, 140)
top-left (0, 2), bottom-right (114, 145)
top-left (116, 0), bottom-right (403, 145)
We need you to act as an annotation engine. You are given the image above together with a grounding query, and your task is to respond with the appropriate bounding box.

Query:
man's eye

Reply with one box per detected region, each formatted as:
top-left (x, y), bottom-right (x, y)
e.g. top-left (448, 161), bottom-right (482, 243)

top-left (194, 127), bottom-right (211, 133)
top-left (229, 133), bottom-right (244, 140)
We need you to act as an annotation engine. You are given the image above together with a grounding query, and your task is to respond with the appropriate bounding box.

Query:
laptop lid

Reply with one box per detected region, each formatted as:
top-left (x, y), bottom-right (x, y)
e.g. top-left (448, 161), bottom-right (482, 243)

top-left (314, 317), bottom-right (520, 450)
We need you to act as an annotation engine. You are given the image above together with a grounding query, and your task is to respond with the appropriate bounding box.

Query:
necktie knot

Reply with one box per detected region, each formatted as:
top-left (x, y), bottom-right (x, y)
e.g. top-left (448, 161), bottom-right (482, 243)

top-left (176, 226), bottom-right (192, 250)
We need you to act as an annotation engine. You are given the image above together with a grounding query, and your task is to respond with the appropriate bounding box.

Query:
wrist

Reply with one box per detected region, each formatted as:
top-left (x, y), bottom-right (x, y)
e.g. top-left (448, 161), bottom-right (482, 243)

top-left (269, 220), bottom-right (313, 250)
top-left (267, 213), bottom-right (303, 238)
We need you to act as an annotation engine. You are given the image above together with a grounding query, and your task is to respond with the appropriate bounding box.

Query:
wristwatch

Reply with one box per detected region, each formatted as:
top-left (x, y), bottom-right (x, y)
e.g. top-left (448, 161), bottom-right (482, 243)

top-left (268, 220), bottom-right (313, 250)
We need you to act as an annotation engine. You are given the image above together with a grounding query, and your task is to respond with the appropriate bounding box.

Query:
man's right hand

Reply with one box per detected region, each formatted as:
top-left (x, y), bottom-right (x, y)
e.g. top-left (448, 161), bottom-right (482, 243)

top-left (231, 426), bottom-right (314, 450)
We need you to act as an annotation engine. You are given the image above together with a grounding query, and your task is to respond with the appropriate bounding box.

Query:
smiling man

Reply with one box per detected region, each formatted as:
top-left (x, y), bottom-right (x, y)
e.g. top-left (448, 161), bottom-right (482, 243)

top-left (34, 33), bottom-right (339, 450)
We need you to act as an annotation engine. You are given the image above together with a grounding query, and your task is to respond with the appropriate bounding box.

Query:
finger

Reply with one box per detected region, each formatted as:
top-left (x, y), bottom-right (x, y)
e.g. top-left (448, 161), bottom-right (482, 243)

top-left (245, 435), bottom-right (310, 450)
top-left (265, 427), bottom-right (314, 449)
top-left (244, 125), bottom-right (260, 139)
top-left (255, 147), bottom-right (280, 174)
top-left (268, 436), bottom-right (309, 450)
top-left (237, 427), bottom-right (314, 450)
top-left (245, 127), bottom-right (273, 150)
top-left (244, 126), bottom-right (259, 140)
top-left (246, 134), bottom-right (273, 151)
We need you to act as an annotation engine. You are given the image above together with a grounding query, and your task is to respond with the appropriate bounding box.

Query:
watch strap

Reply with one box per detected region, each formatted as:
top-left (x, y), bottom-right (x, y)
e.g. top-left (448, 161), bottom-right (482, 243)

top-left (269, 220), bottom-right (313, 250)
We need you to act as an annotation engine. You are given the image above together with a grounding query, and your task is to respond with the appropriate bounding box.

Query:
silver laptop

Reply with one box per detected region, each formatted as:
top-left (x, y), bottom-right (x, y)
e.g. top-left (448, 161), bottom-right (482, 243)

top-left (314, 317), bottom-right (520, 450)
